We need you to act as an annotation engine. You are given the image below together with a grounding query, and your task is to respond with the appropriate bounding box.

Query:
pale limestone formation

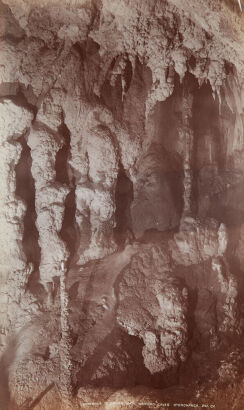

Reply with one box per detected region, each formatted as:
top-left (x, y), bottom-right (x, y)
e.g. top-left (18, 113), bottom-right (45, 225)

top-left (59, 262), bottom-right (75, 409)
top-left (0, 0), bottom-right (244, 408)
top-left (28, 127), bottom-right (69, 290)
top-left (0, 99), bottom-right (33, 349)
top-left (62, 98), bottom-right (119, 263)
top-left (117, 245), bottom-right (188, 374)
top-left (171, 218), bottom-right (241, 335)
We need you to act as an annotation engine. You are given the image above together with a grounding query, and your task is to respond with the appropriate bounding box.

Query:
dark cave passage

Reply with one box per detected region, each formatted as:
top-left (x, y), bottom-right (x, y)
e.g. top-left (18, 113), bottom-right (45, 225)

top-left (153, 73), bottom-right (187, 219)
top-left (191, 77), bottom-right (244, 230)
top-left (123, 56), bottom-right (133, 93)
top-left (60, 187), bottom-right (79, 264)
top-left (191, 79), bottom-right (221, 219)
top-left (55, 120), bottom-right (71, 185)
top-left (15, 133), bottom-right (41, 271)
top-left (130, 74), bottom-right (186, 237)
top-left (74, 326), bottom-right (176, 391)
top-left (192, 80), bottom-right (222, 170)
top-left (101, 69), bottom-right (124, 120)
top-left (114, 162), bottom-right (134, 245)
top-left (152, 73), bottom-right (183, 154)
top-left (56, 118), bottom-right (79, 264)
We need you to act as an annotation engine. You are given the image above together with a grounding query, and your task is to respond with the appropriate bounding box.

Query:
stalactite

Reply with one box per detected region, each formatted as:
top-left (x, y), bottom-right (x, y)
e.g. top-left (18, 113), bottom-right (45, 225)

top-left (146, 65), bottom-right (175, 119)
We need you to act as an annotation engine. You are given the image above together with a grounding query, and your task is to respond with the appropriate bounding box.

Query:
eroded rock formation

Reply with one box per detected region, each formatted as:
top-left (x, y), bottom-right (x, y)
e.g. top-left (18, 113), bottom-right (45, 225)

top-left (0, 0), bottom-right (244, 409)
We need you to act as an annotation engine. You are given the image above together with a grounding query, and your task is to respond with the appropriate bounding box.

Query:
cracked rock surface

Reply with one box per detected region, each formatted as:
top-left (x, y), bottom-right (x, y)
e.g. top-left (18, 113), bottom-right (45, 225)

top-left (0, 0), bottom-right (244, 409)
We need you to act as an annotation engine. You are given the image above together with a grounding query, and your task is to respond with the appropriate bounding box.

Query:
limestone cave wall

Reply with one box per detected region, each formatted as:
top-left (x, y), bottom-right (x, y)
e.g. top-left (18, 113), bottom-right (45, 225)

top-left (0, 0), bottom-right (244, 409)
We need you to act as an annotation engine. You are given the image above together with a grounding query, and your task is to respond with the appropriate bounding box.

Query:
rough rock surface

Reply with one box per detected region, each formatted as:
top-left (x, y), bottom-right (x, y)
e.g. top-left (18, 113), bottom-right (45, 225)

top-left (0, 0), bottom-right (244, 409)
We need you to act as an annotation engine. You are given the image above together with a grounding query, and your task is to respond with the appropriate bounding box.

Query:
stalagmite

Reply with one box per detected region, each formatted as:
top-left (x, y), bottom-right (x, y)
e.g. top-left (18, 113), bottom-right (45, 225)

top-left (27, 127), bottom-right (69, 293)
top-left (63, 98), bottom-right (119, 264)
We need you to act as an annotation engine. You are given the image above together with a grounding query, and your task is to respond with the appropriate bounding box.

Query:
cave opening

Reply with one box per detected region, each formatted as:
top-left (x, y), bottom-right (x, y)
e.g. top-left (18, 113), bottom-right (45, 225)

top-left (114, 162), bottom-right (134, 245)
top-left (73, 325), bottom-right (173, 390)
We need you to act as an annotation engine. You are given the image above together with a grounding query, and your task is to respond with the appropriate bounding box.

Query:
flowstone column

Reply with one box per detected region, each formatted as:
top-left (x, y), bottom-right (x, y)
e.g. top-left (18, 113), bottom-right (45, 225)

top-left (179, 84), bottom-right (194, 221)
top-left (0, 99), bottom-right (33, 348)
top-left (59, 261), bottom-right (76, 409)
top-left (76, 123), bottom-right (119, 264)
top-left (28, 128), bottom-right (69, 295)
top-left (63, 97), bottom-right (119, 264)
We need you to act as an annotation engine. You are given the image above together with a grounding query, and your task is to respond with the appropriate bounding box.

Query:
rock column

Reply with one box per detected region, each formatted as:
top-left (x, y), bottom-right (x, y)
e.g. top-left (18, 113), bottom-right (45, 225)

top-left (59, 261), bottom-right (75, 409)
top-left (28, 127), bottom-right (69, 293)
top-left (0, 99), bottom-right (33, 348)
top-left (63, 97), bottom-right (118, 264)
top-left (180, 85), bottom-right (194, 219)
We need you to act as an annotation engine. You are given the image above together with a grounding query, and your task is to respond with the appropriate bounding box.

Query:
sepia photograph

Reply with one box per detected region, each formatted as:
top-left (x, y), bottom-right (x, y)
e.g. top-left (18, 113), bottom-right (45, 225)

top-left (0, 0), bottom-right (244, 408)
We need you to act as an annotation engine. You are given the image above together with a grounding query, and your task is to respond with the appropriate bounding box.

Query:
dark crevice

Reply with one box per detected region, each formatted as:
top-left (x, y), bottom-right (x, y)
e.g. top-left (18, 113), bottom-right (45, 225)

top-left (188, 55), bottom-right (197, 71)
top-left (0, 0), bottom-right (25, 42)
top-left (0, 82), bottom-right (19, 98)
top-left (1, 32), bottom-right (24, 44)
top-left (15, 132), bottom-right (41, 274)
top-left (72, 41), bottom-right (85, 61)
top-left (123, 56), bottom-right (133, 93)
top-left (192, 80), bottom-right (222, 167)
top-left (0, 82), bottom-right (38, 107)
top-left (110, 57), bottom-right (116, 71)
top-left (114, 162), bottom-right (134, 245)
top-left (134, 74), bottom-right (184, 235)
top-left (56, 117), bottom-right (79, 265)
top-left (101, 74), bottom-right (123, 119)
top-left (22, 382), bottom-right (55, 410)
top-left (192, 80), bottom-right (224, 219)
top-left (224, 61), bottom-right (234, 76)
top-left (6, 90), bottom-right (41, 296)
top-left (56, 121), bottom-right (71, 185)
top-left (60, 188), bottom-right (79, 265)
top-left (20, 84), bottom-right (39, 108)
